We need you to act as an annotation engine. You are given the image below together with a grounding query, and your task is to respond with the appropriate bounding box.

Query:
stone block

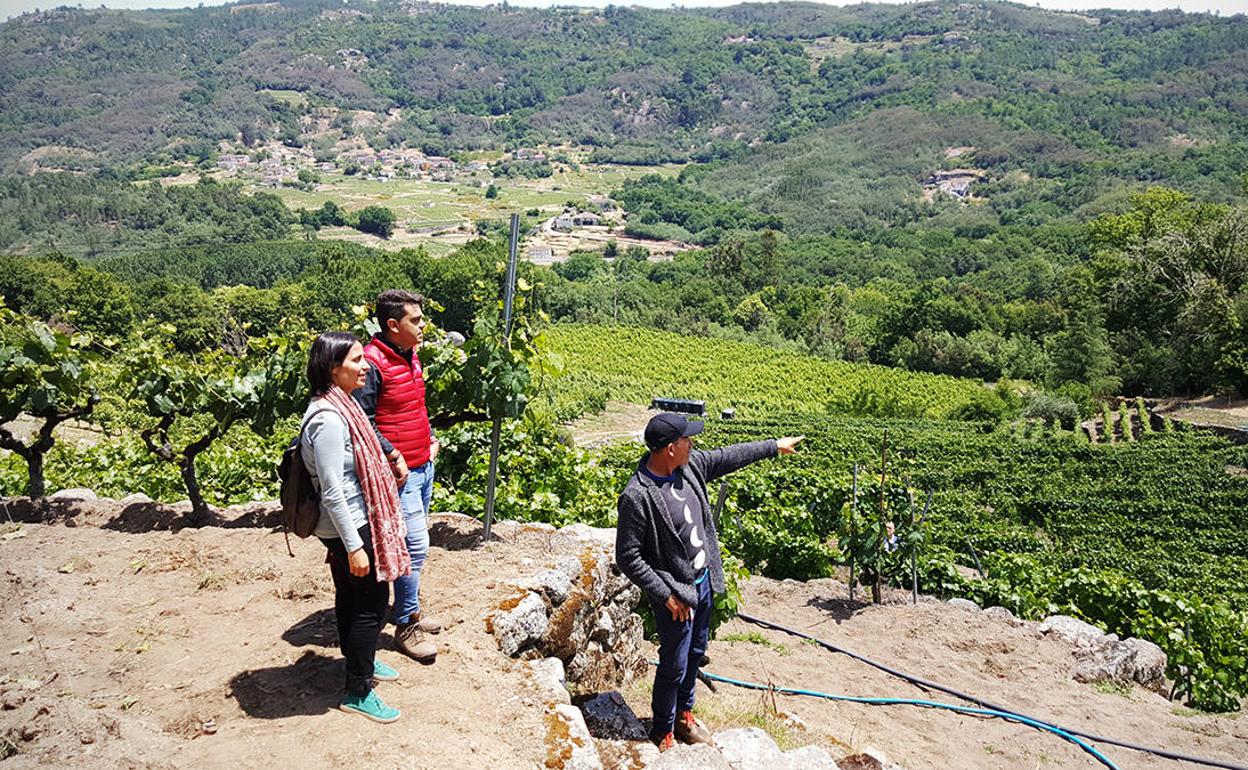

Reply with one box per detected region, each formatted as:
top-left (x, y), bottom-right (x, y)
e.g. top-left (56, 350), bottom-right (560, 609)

top-left (493, 591), bottom-right (549, 657)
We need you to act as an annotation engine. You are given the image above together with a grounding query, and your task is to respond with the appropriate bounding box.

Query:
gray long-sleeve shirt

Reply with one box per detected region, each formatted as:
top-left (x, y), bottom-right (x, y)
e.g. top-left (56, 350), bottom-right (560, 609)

top-left (300, 401), bottom-right (368, 552)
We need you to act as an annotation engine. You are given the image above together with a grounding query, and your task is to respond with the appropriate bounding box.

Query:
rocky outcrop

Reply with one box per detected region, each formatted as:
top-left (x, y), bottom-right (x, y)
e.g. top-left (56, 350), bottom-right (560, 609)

top-left (1071, 636), bottom-right (1169, 694)
top-left (546, 703), bottom-right (604, 770)
top-left (509, 525), bottom-right (861, 770)
top-left (489, 525), bottom-right (647, 692)
top-left (1036, 615), bottom-right (1170, 695)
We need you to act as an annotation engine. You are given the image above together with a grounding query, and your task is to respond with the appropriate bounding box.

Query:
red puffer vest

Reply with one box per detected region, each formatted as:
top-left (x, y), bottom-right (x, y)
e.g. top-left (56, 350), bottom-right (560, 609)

top-left (363, 335), bottom-right (432, 467)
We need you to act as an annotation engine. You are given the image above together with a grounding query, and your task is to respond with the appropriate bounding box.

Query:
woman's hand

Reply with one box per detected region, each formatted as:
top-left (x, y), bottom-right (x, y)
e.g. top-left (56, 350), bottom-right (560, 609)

top-left (347, 547), bottom-right (370, 577)
top-left (776, 436), bottom-right (804, 455)
top-left (665, 595), bottom-right (692, 623)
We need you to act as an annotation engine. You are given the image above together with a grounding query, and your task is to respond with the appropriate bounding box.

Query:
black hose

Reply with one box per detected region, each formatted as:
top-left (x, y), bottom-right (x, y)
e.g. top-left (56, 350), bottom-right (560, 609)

top-left (737, 611), bottom-right (1248, 770)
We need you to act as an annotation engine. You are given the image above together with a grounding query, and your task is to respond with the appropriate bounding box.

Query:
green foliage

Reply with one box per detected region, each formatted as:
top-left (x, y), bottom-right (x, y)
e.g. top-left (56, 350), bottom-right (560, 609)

top-left (420, 260), bottom-right (552, 427)
top-left (0, 254), bottom-right (135, 338)
top-left (0, 176), bottom-right (293, 256)
top-left (839, 478), bottom-right (926, 601)
top-left (0, 302), bottom-right (102, 496)
top-left (701, 414), bottom-right (1248, 709)
top-left (434, 416), bottom-right (633, 527)
top-left (1022, 392), bottom-right (1080, 430)
top-left (126, 327), bottom-right (307, 518)
top-left (544, 324), bottom-right (988, 422)
top-left (613, 175), bottom-right (783, 245)
top-left (354, 205), bottom-right (396, 239)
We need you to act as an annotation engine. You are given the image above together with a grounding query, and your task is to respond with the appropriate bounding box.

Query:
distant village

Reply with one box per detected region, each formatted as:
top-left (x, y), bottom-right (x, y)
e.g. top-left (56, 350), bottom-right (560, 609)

top-left (215, 139), bottom-right (497, 187)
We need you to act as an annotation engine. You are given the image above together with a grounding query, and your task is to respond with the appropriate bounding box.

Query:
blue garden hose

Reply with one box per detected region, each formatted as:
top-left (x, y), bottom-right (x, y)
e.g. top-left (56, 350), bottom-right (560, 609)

top-left (693, 668), bottom-right (1120, 770)
top-left (737, 611), bottom-right (1248, 770)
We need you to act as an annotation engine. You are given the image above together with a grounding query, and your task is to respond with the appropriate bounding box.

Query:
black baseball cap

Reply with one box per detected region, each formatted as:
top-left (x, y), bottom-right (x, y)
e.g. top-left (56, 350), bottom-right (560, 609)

top-left (644, 412), bottom-right (704, 450)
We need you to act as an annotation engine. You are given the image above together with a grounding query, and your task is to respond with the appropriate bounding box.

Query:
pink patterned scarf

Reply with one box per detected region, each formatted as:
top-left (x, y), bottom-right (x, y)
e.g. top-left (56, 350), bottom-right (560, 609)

top-left (323, 386), bottom-right (411, 582)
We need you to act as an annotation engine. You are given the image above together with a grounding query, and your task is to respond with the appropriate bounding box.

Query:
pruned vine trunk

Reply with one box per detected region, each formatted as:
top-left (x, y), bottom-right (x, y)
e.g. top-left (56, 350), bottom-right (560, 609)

top-left (1, 412), bottom-right (80, 499)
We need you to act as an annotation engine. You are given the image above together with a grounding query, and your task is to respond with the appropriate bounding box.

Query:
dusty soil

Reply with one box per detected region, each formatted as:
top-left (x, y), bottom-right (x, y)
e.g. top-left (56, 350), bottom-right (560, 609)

top-left (0, 513), bottom-right (566, 769)
top-left (2, 503), bottom-right (1245, 770)
top-left (628, 578), bottom-right (1248, 770)
top-left (565, 402), bottom-right (653, 448)
top-left (1160, 396), bottom-right (1248, 431)
top-left (0, 417), bottom-right (105, 448)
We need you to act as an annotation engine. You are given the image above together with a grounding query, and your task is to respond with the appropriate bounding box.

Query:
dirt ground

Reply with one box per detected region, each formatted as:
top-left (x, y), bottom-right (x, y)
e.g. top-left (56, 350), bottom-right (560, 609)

top-left (1160, 396), bottom-right (1248, 431)
top-left (2, 505), bottom-right (1245, 769)
top-left (566, 402), bottom-right (653, 448)
top-left (0, 513), bottom-right (561, 769)
top-left (669, 579), bottom-right (1248, 769)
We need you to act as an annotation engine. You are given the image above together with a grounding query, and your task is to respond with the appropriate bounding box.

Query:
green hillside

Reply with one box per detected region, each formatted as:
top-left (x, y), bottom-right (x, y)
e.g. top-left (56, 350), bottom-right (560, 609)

top-left (542, 323), bottom-right (993, 420)
top-left (3, 0), bottom-right (1246, 223)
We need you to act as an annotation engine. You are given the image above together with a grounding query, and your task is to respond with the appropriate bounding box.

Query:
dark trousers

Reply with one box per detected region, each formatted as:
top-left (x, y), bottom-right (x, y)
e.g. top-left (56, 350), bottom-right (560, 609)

top-left (650, 575), bottom-right (712, 737)
top-left (321, 524), bottom-right (390, 696)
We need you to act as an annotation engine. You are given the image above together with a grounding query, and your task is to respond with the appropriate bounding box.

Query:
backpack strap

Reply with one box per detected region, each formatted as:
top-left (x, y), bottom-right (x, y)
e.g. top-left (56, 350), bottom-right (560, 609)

top-left (299, 406), bottom-right (341, 440)
top-left (284, 406), bottom-right (345, 557)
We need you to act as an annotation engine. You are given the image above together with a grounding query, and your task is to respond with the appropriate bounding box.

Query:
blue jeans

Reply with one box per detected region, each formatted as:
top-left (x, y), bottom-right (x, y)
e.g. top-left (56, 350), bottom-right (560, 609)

top-left (650, 575), bottom-right (712, 738)
top-left (392, 460), bottom-right (433, 626)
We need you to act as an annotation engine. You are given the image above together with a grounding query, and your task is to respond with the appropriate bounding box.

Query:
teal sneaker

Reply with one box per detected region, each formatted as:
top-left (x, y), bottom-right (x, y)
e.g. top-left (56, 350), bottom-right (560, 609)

top-left (372, 659), bottom-right (400, 682)
top-left (340, 690), bottom-right (400, 723)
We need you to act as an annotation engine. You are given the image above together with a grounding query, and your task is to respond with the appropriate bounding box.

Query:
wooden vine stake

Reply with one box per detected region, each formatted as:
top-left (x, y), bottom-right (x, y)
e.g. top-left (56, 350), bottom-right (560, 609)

top-left (848, 463), bottom-right (858, 602)
top-left (874, 429), bottom-right (889, 604)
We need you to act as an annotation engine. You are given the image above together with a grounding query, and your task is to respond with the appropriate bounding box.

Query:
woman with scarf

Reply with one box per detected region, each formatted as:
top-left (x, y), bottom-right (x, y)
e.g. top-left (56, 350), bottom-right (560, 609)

top-left (301, 331), bottom-right (411, 722)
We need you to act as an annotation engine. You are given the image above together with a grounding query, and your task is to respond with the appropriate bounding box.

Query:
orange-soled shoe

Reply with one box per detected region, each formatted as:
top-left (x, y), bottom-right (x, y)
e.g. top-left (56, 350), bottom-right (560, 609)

top-left (675, 710), bottom-right (714, 746)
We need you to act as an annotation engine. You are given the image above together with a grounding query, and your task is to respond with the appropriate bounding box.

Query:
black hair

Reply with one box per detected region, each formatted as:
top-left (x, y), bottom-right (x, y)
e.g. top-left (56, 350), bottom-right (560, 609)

top-left (375, 289), bottom-right (424, 330)
top-left (306, 331), bottom-right (360, 397)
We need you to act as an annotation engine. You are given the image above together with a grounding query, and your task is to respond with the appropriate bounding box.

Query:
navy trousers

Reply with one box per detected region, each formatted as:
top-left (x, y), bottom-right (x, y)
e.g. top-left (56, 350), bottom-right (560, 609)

top-left (650, 575), bottom-right (712, 738)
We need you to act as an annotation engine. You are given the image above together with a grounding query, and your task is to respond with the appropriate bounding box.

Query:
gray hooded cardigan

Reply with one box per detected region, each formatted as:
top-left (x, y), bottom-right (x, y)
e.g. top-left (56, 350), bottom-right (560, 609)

top-left (615, 439), bottom-right (777, 608)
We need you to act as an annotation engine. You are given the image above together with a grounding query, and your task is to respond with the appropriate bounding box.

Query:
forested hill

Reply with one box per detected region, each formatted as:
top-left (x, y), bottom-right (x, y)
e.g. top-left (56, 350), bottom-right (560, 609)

top-left (3, 0), bottom-right (1247, 216)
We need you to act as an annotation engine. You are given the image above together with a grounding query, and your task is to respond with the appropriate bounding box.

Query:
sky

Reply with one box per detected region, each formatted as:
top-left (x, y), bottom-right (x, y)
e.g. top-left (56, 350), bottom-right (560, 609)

top-left (2, 0), bottom-right (1244, 19)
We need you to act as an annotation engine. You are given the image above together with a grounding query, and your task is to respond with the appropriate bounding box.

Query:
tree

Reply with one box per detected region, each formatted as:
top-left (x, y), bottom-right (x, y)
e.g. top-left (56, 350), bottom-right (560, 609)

top-left (1047, 305), bottom-right (1120, 396)
top-left (129, 329), bottom-right (306, 522)
top-left (0, 304), bottom-right (101, 498)
top-left (356, 205), bottom-right (396, 239)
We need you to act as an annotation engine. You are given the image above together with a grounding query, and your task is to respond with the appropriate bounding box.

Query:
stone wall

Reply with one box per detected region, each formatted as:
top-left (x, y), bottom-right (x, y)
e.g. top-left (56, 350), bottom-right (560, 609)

top-left (489, 523), bottom-right (647, 692)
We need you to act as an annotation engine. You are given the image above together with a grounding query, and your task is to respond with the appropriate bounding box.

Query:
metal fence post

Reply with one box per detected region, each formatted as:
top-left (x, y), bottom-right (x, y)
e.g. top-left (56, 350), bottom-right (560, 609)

top-left (482, 214), bottom-right (520, 544)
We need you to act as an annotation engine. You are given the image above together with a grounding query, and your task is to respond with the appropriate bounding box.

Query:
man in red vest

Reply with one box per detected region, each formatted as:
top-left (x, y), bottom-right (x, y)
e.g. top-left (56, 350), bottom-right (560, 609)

top-left (354, 289), bottom-right (443, 663)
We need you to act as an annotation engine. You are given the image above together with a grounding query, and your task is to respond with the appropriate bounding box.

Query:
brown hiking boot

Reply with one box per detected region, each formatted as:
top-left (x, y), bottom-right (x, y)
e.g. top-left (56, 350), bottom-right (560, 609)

top-left (394, 619), bottom-right (437, 664)
top-left (674, 710), bottom-right (714, 746)
top-left (413, 611), bottom-right (443, 635)
top-left (652, 731), bottom-right (675, 753)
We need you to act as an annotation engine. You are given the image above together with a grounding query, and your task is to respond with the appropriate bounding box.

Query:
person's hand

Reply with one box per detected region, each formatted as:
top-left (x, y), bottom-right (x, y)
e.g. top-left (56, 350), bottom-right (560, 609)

top-left (389, 451), bottom-right (409, 486)
top-left (665, 595), bottom-right (692, 623)
top-left (776, 436), bottom-right (804, 455)
top-left (347, 548), bottom-right (370, 577)
top-left (429, 439), bottom-right (440, 464)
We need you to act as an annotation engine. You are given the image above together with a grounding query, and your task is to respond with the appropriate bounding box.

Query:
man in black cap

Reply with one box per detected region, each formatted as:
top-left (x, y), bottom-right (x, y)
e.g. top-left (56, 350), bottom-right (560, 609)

top-left (616, 412), bottom-right (802, 751)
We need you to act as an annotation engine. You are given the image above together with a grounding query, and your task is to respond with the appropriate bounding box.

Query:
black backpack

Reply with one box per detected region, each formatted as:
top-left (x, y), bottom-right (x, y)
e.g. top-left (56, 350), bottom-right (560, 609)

top-left (278, 408), bottom-right (336, 556)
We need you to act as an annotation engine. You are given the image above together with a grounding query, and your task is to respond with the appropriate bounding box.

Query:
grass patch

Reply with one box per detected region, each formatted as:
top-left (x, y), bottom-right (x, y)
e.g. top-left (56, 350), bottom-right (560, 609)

top-left (693, 694), bottom-right (806, 751)
top-left (260, 89), bottom-right (307, 107)
top-left (1091, 680), bottom-right (1134, 698)
top-left (717, 630), bottom-right (789, 655)
top-left (1169, 704), bottom-right (1236, 718)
